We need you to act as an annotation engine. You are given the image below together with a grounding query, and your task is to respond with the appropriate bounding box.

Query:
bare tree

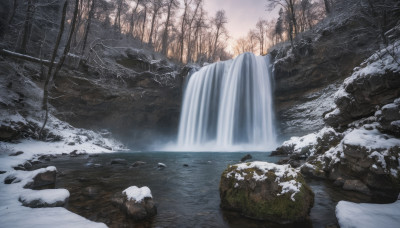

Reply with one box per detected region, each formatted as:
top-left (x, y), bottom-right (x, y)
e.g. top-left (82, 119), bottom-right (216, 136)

top-left (81, 0), bottom-right (96, 55)
top-left (40, 0), bottom-right (68, 138)
top-left (211, 10), bottom-right (228, 61)
top-left (18, 0), bottom-right (35, 54)
top-left (185, 0), bottom-right (202, 63)
top-left (148, 0), bottom-right (165, 46)
top-left (161, 0), bottom-right (179, 56)
top-left (267, 0), bottom-right (298, 48)
top-left (255, 19), bottom-right (267, 55)
top-left (128, 0), bottom-right (141, 37)
top-left (275, 8), bottom-right (284, 44)
top-left (7, 0), bottom-right (19, 26)
top-left (179, 0), bottom-right (191, 62)
top-left (140, 1), bottom-right (148, 43)
top-left (113, 0), bottom-right (125, 32)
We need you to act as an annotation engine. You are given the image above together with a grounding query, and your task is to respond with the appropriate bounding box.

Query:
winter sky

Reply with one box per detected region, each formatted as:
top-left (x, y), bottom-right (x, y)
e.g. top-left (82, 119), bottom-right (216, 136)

top-left (203, 0), bottom-right (278, 53)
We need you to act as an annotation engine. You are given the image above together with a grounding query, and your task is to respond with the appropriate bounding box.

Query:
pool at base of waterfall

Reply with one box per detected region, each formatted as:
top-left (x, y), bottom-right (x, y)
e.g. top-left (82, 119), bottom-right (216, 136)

top-left (34, 151), bottom-right (383, 228)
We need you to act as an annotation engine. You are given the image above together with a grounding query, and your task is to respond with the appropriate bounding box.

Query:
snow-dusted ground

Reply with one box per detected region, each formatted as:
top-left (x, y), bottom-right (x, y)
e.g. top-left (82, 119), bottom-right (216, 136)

top-left (0, 125), bottom-right (124, 228)
top-left (0, 113), bottom-right (124, 228)
top-left (0, 163), bottom-right (108, 228)
top-left (0, 61), bottom-right (125, 227)
top-left (336, 200), bottom-right (400, 228)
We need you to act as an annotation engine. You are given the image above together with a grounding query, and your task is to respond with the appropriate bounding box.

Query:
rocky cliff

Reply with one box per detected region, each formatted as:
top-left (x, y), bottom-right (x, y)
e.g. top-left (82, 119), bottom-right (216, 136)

top-left (272, 38), bottom-right (400, 200)
top-left (49, 48), bottom-right (186, 149)
top-left (271, 5), bottom-right (382, 141)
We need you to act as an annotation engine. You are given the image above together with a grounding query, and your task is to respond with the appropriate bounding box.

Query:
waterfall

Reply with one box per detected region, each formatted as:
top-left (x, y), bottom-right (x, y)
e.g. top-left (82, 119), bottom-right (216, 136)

top-left (177, 52), bottom-right (276, 151)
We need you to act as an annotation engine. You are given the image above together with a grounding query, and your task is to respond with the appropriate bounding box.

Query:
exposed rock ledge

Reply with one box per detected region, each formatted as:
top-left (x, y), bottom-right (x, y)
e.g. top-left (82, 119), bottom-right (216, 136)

top-left (273, 42), bottom-right (400, 199)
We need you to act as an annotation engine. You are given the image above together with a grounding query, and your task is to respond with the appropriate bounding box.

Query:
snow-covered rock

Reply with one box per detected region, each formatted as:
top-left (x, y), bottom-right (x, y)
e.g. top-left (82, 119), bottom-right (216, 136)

top-left (280, 121), bottom-right (400, 197)
top-left (272, 127), bottom-right (343, 158)
top-left (19, 189), bottom-right (70, 208)
top-left (324, 41), bottom-right (400, 128)
top-left (112, 186), bottom-right (157, 220)
top-left (123, 186), bottom-right (152, 203)
top-left (219, 161), bottom-right (314, 223)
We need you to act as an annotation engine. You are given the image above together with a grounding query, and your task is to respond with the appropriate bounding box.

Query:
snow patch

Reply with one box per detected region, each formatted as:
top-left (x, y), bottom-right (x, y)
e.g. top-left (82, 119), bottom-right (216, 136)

top-left (336, 200), bottom-right (400, 228)
top-left (229, 162), bottom-right (302, 201)
top-left (123, 186), bottom-right (152, 203)
top-left (19, 189), bottom-right (70, 205)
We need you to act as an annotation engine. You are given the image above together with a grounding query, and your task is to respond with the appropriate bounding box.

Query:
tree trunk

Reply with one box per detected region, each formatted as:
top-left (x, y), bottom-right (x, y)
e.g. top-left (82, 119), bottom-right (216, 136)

top-left (52, 0), bottom-right (79, 80)
top-left (39, 0), bottom-right (68, 139)
top-left (161, 1), bottom-right (173, 56)
top-left (81, 0), bottom-right (96, 55)
top-left (148, 8), bottom-right (159, 46)
top-left (289, 0), bottom-right (298, 36)
top-left (179, 1), bottom-right (188, 63)
top-left (7, 0), bottom-right (18, 25)
top-left (18, 0), bottom-right (35, 54)
top-left (186, 2), bottom-right (200, 63)
top-left (0, 49), bottom-right (56, 66)
top-left (129, 1), bottom-right (140, 37)
top-left (141, 5), bottom-right (147, 43)
top-left (212, 27), bottom-right (221, 61)
top-left (324, 0), bottom-right (331, 14)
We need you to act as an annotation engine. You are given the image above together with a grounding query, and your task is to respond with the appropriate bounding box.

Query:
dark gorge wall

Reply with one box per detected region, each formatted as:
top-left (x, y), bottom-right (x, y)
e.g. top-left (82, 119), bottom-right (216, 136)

top-left (50, 49), bottom-right (186, 148)
top-left (271, 12), bottom-right (380, 141)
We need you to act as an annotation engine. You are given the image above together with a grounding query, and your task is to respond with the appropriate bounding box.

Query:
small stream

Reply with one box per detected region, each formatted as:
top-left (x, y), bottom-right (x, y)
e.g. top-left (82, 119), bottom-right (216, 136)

top-left (35, 151), bottom-right (376, 228)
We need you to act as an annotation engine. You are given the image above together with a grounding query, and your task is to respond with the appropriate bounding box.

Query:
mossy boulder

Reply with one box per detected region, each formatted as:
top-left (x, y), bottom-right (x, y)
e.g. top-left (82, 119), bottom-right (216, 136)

top-left (219, 161), bottom-right (314, 223)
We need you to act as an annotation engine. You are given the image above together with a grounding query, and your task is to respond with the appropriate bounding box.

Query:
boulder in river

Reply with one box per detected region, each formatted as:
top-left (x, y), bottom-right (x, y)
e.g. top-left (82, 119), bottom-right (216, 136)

top-left (24, 166), bottom-right (57, 189)
top-left (112, 186), bottom-right (157, 220)
top-left (219, 161), bottom-right (314, 223)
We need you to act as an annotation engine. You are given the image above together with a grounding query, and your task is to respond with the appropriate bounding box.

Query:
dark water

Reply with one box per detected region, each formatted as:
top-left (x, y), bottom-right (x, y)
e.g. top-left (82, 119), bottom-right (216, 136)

top-left (38, 152), bottom-right (373, 228)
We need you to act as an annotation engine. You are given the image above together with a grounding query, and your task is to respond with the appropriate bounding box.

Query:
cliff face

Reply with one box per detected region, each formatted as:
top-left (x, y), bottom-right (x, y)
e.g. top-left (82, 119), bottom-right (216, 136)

top-left (49, 49), bottom-right (186, 149)
top-left (271, 12), bottom-right (379, 141)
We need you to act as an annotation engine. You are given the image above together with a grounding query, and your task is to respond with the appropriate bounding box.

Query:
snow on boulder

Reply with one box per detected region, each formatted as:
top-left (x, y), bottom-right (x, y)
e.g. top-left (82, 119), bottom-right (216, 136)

top-left (24, 166), bottom-right (57, 189)
top-left (336, 200), bottom-right (400, 228)
top-left (122, 186), bottom-right (152, 203)
top-left (19, 189), bottom-right (70, 208)
top-left (272, 127), bottom-right (342, 159)
top-left (324, 41), bottom-right (400, 128)
top-left (219, 161), bottom-right (314, 223)
top-left (112, 186), bottom-right (157, 220)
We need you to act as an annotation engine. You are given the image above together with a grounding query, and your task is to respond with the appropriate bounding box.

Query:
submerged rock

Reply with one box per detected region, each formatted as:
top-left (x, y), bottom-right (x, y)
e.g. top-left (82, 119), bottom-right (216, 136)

top-left (131, 161), bottom-right (146, 167)
top-left (9, 151), bottom-right (24, 156)
top-left (240, 154), bottom-right (252, 162)
top-left (219, 161), bottom-right (314, 223)
top-left (111, 158), bottom-right (127, 165)
top-left (342, 180), bottom-right (371, 195)
top-left (112, 186), bottom-right (157, 220)
top-left (70, 150), bottom-right (87, 157)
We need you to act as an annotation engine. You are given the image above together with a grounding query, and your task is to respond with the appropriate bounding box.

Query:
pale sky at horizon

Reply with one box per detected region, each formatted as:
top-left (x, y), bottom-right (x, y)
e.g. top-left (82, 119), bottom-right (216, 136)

top-left (203, 0), bottom-right (279, 53)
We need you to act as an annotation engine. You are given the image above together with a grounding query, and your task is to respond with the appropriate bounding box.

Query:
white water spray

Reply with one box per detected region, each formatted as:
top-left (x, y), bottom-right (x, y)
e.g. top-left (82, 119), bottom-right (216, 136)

top-left (176, 52), bottom-right (276, 151)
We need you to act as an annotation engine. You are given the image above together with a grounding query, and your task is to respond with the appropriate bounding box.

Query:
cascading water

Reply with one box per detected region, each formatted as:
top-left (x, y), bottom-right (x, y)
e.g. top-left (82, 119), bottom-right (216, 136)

top-left (177, 52), bottom-right (276, 151)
